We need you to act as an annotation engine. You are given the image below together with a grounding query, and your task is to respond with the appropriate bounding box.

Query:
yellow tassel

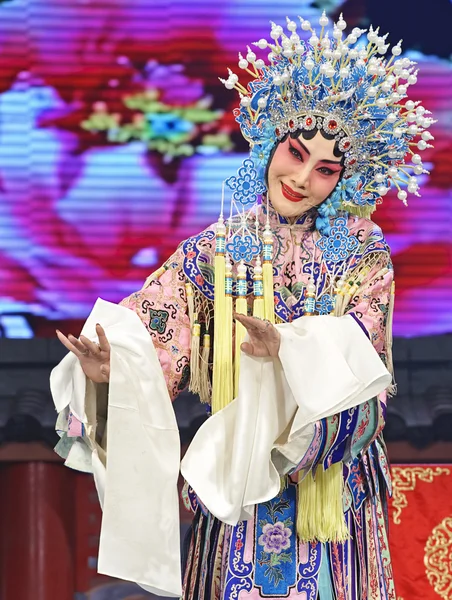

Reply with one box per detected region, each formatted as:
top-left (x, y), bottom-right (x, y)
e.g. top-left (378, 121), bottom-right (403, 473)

top-left (262, 224), bottom-right (275, 323)
top-left (189, 319), bottom-right (201, 395)
top-left (297, 463), bottom-right (349, 543)
top-left (212, 217), bottom-right (229, 414)
top-left (199, 333), bottom-right (211, 404)
top-left (386, 281), bottom-right (397, 396)
top-left (234, 262), bottom-right (248, 396)
top-left (223, 261), bottom-right (234, 407)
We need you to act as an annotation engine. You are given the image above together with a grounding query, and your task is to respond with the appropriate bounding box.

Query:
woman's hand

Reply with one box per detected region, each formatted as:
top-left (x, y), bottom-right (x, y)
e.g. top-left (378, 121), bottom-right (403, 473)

top-left (234, 313), bottom-right (281, 357)
top-left (56, 323), bottom-right (111, 383)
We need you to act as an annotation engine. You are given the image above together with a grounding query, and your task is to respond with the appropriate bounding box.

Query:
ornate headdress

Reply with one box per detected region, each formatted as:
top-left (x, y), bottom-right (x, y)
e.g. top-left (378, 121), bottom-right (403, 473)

top-left (220, 11), bottom-right (434, 218)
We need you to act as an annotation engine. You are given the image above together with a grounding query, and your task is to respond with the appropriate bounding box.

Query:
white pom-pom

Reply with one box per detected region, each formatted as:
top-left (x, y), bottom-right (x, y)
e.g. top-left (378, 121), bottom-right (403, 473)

top-left (273, 75), bottom-right (282, 86)
top-left (256, 38), bottom-right (268, 49)
top-left (301, 19), bottom-right (311, 31)
top-left (257, 97), bottom-right (267, 108)
top-left (376, 98), bottom-right (387, 108)
top-left (381, 82), bottom-right (392, 93)
top-left (287, 19), bottom-right (297, 32)
top-left (348, 35), bottom-right (357, 45)
top-left (397, 85), bottom-right (407, 95)
top-left (246, 49), bottom-right (257, 63)
top-left (387, 113), bottom-right (398, 124)
top-left (367, 86), bottom-right (378, 97)
top-left (310, 34), bottom-right (319, 45)
top-left (411, 154), bottom-right (422, 165)
top-left (325, 67), bottom-right (335, 78)
top-left (324, 48), bottom-right (333, 59)
top-left (375, 173), bottom-right (386, 183)
top-left (417, 140), bottom-right (428, 150)
top-left (422, 131), bottom-right (434, 141)
top-left (255, 59), bottom-right (265, 69)
top-left (240, 96), bottom-right (251, 107)
top-left (333, 27), bottom-right (341, 40)
top-left (414, 165), bottom-right (423, 175)
top-left (305, 58), bottom-right (315, 70)
top-left (348, 48), bottom-right (358, 59)
top-left (408, 75), bottom-right (417, 85)
top-left (340, 67), bottom-right (350, 78)
top-left (337, 14), bottom-right (347, 30)
top-left (367, 65), bottom-right (378, 76)
top-left (388, 166), bottom-right (398, 177)
top-left (397, 190), bottom-right (408, 202)
top-left (319, 11), bottom-right (329, 27)
top-left (268, 52), bottom-right (275, 61)
top-left (416, 105), bottom-right (426, 116)
top-left (392, 41), bottom-right (402, 56)
top-left (238, 59), bottom-right (248, 69)
top-left (270, 26), bottom-right (283, 40)
top-left (282, 49), bottom-right (294, 58)
top-left (405, 100), bottom-right (415, 111)
top-left (394, 127), bottom-right (403, 138)
top-left (377, 185), bottom-right (389, 196)
top-left (408, 124), bottom-right (418, 135)
top-left (229, 73), bottom-right (238, 84)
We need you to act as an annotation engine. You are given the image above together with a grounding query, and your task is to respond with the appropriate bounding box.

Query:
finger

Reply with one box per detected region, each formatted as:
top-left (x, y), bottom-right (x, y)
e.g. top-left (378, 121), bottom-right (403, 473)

top-left (240, 341), bottom-right (254, 356)
top-left (100, 363), bottom-right (110, 383)
top-left (79, 335), bottom-right (102, 356)
top-left (68, 334), bottom-right (90, 356)
top-left (96, 323), bottom-right (111, 353)
top-left (56, 330), bottom-right (85, 358)
top-left (234, 313), bottom-right (265, 332)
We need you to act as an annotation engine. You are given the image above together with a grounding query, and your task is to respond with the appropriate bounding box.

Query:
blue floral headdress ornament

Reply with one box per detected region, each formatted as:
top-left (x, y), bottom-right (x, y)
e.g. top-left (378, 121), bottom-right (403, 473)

top-left (220, 11), bottom-right (434, 227)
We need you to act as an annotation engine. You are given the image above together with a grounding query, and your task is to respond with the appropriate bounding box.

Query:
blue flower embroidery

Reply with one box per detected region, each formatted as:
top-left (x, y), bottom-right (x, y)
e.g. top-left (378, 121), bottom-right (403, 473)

top-left (226, 233), bottom-right (261, 262)
top-left (226, 158), bottom-right (267, 206)
top-left (316, 293), bottom-right (335, 315)
top-left (317, 216), bottom-right (358, 262)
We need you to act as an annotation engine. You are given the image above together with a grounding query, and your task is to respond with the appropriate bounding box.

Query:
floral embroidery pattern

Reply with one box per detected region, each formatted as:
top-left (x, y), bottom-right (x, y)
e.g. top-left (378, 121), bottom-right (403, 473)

top-left (226, 233), bottom-right (261, 263)
top-left (255, 485), bottom-right (297, 593)
top-left (258, 522), bottom-right (292, 555)
top-left (316, 216), bottom-right (358, 263)
top-left (225, 158), bottom-right (266, 206)
top-left (316, 293), bottom-right (334, 315)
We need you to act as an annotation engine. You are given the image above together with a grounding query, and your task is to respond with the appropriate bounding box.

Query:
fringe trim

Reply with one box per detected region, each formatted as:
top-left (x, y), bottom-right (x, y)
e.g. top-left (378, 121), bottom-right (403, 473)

top-left (253, 296), bottom-right (265, 319)
top-left (297, 463), bottom-right (349, 543)
top-left (212, 253), bottom-right (232, 413)
top-left (199, 333), bottom-right (212, 404)
top-left (234, 296), bottom-right (248, 398)
top-left (263, 261), bottom-right (275, 323)
top-left (189, 318), bottom-right (201, 395)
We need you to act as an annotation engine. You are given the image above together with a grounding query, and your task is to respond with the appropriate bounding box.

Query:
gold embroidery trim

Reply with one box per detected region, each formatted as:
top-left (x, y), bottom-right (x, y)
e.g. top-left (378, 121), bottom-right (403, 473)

top-left (424, 516), bottom-right (452, 599)
top-left (391, 466), bottom-right (450, 525)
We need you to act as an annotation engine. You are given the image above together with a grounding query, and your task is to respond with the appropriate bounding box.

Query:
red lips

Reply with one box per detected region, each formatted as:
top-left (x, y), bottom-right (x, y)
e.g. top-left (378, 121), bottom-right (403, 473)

top-left (280, 182), bottom-right (306, 202)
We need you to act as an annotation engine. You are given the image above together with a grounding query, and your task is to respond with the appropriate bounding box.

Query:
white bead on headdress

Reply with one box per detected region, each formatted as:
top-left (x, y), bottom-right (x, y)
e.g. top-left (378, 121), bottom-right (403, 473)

top-left (220, 11), bottom-right (434, 217)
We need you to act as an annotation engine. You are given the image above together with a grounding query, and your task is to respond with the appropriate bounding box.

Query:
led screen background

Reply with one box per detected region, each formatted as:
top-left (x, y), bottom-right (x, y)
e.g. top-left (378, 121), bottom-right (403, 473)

top-left (0, 0), bottom-right (451, 338)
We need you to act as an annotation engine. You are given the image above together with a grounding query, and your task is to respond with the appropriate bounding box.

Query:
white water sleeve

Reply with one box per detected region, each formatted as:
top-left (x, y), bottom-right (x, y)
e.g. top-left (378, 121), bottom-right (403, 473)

top-left (181, 314), bottom-right (390, 525)
top-left (50, 299), bottom-right (182, 598)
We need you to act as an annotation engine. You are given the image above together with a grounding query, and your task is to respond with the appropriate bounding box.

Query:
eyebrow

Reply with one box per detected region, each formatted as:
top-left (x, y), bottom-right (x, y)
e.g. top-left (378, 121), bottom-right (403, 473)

top-left (292, 137), bottom-right (343, 165)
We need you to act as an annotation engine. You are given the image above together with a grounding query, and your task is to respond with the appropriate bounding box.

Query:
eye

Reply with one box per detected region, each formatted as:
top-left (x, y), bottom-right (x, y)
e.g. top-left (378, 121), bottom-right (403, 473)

top-left (288, 143), bottom-right (303, 161)
top-left (317, 166), bottom-right (337, 176)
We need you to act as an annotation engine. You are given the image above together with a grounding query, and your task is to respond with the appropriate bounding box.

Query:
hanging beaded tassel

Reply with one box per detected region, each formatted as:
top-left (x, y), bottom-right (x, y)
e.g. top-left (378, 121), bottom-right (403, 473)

top-left (234, 261), bottom-right (248, 397)
top-left (304, 282), bottom-right (316, 316)
top-left (262, 223), bottom-right (275, 324)
top-left (199, 332), bottom-right (212, 404)
top-left (189, 316), bottom-right (201, 395)
top-left (253, 256), bottom-right (265, 318)
top-left (212, 213), bottom-right (233, 414)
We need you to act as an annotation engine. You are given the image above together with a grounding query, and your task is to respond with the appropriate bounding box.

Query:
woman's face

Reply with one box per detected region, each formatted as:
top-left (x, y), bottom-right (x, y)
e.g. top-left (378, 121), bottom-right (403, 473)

top-left (267, 130), bottom-right (344, 219)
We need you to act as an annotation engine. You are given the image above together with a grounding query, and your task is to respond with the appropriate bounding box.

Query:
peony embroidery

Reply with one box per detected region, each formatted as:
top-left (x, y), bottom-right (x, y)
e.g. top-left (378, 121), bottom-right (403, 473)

top-left (258, 521), bottom-right (292, 554)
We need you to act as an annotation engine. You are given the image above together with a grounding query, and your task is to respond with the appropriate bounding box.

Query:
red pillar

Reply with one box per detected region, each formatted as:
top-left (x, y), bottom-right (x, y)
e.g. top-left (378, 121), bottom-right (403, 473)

top-left (0, 462), bottom-right (74, 600)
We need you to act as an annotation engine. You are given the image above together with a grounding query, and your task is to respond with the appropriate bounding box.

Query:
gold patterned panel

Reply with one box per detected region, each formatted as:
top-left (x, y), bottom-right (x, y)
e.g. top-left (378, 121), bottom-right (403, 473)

top-left (391, 467), bottom-right (450, 525)
top-left (424, 516), bottom-right (452, 600)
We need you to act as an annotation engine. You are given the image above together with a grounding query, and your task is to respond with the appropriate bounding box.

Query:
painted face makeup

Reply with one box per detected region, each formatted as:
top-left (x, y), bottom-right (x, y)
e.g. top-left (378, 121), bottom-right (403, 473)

top-left (266, 130), bottom-right (344, 219)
